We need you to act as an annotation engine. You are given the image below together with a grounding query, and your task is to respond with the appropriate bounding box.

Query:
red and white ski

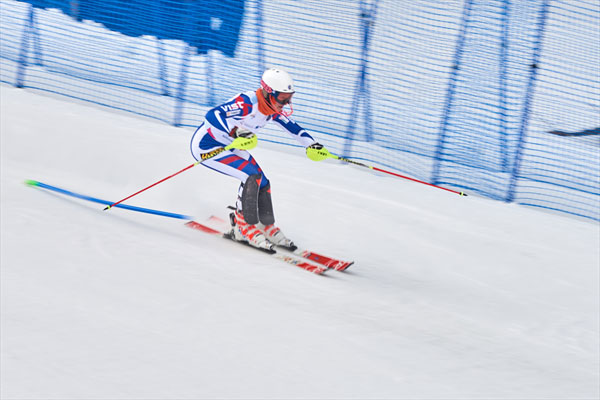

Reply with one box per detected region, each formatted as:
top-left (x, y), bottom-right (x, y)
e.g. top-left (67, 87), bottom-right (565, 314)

top-left (185, 221), bottom-right (328, 275)
top-left (201, 215), bottom-right (354, 272)
top-left (288, 248), bottom-right (353, 272)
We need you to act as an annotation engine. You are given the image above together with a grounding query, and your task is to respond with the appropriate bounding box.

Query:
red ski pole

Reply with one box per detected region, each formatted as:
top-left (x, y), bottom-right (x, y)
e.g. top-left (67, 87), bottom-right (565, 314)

top-left (327, 151), bottom-right (467, 196)
top-left (104, 135), bottom-right (257, 211)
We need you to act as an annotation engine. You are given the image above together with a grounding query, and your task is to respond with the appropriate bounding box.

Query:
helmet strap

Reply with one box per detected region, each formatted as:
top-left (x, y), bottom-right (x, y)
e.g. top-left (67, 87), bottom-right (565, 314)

top-left (266, 93), bottom-right (279, 111)
top-left (279, 102), bottom-right (293, 117)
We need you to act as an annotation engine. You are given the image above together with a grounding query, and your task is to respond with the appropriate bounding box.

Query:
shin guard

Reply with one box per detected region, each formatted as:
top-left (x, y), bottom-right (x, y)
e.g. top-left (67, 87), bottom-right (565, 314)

top-left (238, 174), bottom-right (261, 225)
top-left (258, 184), bottom-right (275, 225)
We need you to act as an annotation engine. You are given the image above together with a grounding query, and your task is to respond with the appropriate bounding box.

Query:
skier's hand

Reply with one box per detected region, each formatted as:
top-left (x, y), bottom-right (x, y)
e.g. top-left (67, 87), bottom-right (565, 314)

top-left (233, 127), bottom-right (255, 139)
top-left (306, 142), bottom-right (331, 161)
top-left (229, 127), bottom-right (257, 150)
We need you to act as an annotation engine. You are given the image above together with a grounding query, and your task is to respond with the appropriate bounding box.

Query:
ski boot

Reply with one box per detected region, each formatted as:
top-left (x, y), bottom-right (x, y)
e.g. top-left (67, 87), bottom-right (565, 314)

top-left (229, 210), bottom-right (275, 253)
top-left (258, 223), bottom-right (297, 251)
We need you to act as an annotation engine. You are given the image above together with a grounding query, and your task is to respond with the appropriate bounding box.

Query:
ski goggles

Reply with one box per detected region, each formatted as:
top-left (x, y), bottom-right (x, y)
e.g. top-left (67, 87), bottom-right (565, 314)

top-left (272, 91), bottom-right (294, 105)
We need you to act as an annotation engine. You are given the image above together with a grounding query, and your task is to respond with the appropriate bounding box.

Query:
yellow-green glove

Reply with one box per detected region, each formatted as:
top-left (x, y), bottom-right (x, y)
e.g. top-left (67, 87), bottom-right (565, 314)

top-left (306, 143), bottom-right (331, 161)
top-left (229, 128), bottom-right (257, 150)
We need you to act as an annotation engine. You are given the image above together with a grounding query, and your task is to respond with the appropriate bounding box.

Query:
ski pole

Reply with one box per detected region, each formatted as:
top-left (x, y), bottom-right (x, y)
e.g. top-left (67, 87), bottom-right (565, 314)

top-left (321, 149), bottom-right (467, 196)
top-left (104, 135), bottom-right (257, 211)
top-left (25, 179), bottom-right (193, 219)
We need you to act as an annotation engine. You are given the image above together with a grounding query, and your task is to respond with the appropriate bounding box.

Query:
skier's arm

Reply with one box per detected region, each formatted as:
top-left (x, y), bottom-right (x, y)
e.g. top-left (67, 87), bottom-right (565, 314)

top-left (272, 113), bottom-right (317, 147)
top-left (205, 94), bottom-right (253, 136)
top-left (272, 114), bottom-right (332, 161)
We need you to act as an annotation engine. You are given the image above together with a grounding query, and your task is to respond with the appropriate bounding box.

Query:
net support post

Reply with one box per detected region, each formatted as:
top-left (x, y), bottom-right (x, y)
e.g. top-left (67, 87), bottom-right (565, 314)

top-left (505, 0), bottom-right (549, 203)
top-left (499, 0), bottom-right (510, 172)
top-left (342, 0), bottom-right (378, 159)
top-left (16, 4), bottom-right (43, 88)
top-left (157, 39), bottom-right (170, 96)
top-left (173, 3), bottom-right (197, 127)
top-left (430, 0), bottom-right (473, 185)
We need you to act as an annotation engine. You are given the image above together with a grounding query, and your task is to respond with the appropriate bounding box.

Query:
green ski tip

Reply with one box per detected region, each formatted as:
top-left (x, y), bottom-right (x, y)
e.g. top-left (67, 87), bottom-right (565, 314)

top-left (24, 179), bottom-right (40, 187)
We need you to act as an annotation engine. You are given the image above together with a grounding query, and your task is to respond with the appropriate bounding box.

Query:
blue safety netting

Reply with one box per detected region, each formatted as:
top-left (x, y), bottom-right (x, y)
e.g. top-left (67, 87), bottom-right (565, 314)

top-left (1, 0), bottom-right (598, 220)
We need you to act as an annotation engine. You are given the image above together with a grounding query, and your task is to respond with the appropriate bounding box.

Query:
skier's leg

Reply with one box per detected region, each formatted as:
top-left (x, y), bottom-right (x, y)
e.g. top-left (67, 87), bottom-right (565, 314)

top-left (202, 151), bottom-right (273, 250)
top-left (256, 183), bottom-right (296, 250)
top-left (257, 183), bottom-right (274, 225)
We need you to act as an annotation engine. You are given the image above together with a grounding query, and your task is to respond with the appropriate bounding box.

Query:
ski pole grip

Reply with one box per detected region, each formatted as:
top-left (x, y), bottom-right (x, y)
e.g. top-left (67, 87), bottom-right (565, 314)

top-left (227, 134), bottom-right (257, 151)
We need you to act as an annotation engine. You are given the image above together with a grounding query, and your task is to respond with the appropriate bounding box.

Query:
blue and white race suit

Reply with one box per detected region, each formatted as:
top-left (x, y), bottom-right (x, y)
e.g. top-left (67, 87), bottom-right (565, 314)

top-left (190, 89), bottom-right (316, 190)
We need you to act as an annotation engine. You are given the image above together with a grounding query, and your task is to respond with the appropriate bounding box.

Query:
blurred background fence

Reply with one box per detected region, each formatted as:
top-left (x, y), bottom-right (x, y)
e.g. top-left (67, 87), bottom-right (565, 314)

top-left (1, 0), bottom-right (598, 220)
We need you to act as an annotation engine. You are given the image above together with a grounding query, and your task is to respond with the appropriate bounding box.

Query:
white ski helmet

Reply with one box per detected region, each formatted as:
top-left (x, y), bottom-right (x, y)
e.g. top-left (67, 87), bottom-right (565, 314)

top-left (260, 67), bottom-right (295, 100)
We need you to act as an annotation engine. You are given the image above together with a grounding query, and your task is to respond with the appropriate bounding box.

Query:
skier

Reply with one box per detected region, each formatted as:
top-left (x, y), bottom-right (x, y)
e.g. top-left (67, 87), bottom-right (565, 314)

top-left (190, 67), bottom-right (331, 252)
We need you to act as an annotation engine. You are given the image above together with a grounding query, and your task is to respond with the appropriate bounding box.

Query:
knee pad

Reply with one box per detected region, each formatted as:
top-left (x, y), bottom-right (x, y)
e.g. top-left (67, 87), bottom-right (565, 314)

top-left (258, 184), bottom-right (275, 225)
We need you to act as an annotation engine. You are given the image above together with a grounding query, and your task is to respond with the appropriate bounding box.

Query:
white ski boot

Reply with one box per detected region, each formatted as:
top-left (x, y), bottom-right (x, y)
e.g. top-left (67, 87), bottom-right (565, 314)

top-left (258, 223), bottom-right (297, 251)
top-left (230, 211), bottom-right (275, 252)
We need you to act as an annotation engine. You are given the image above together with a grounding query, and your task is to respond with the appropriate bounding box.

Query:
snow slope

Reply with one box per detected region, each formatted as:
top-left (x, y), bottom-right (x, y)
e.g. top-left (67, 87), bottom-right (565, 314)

top-left (1, 85), bottom-right (599, 399)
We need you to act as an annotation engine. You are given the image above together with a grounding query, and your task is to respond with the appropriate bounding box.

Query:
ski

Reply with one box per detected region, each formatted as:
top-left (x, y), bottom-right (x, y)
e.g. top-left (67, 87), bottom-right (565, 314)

top-left (204, 215), bottom-right (354, 272)
top-left (284, 247), bottom-right (353, 272)
top-left (208, 215), bottom-right (354, 272)
top-left (24, 180), bottom-right (349, 274)
top-left (185, 221), bottom-right (328, 275)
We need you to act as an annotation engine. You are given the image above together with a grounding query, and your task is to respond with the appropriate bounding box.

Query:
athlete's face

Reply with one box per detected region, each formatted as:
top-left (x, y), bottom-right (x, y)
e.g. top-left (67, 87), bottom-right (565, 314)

top-left (271, 92), bottom-right (293, 112)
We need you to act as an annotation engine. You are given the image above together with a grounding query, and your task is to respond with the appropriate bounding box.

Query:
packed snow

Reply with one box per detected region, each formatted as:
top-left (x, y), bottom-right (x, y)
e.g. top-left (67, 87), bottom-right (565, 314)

top-left (1, 85), bottom-right (599, 399)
